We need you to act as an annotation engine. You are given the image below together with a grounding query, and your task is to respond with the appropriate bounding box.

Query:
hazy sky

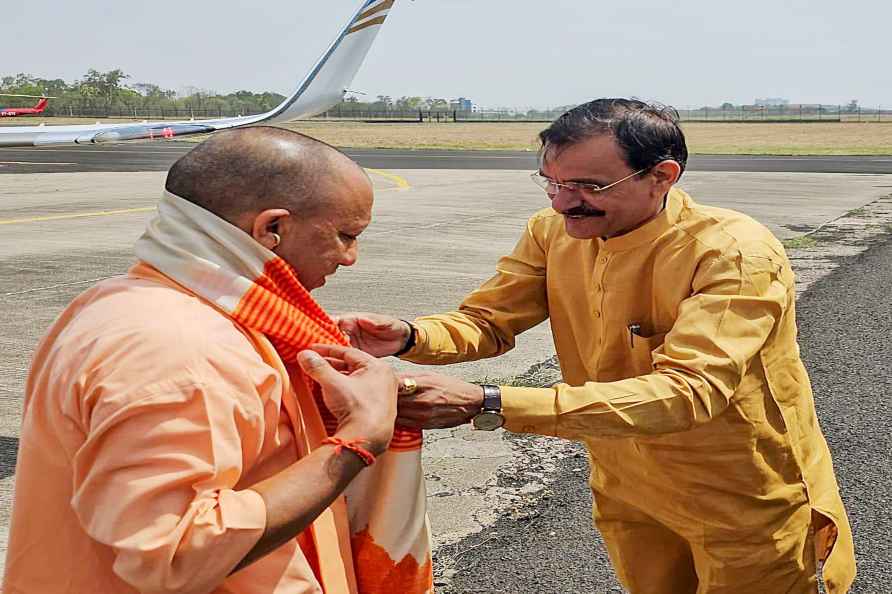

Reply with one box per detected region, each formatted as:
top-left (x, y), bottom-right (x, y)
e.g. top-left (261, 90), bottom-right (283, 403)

top-left (3, 0), bottom-right (889, 109)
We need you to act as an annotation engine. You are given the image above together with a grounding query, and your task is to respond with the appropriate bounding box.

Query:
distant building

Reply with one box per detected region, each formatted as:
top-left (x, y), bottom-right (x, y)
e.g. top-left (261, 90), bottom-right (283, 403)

top-left (754, 97), bottom-right (789, 107)
top-left (450, 97), bottom-right (475, 111)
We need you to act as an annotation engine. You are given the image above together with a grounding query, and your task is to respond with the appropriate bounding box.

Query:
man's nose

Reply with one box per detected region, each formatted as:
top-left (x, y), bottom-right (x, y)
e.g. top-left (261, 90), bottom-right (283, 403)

top-left (550, 187), bottom-right (580, 212)
top-left (340, 243), bottom-right (358, 267)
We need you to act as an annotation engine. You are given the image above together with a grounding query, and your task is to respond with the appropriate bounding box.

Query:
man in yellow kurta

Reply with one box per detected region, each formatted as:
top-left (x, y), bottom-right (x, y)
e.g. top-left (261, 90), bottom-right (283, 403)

top-left (336, 99), bottom-right (856, 593)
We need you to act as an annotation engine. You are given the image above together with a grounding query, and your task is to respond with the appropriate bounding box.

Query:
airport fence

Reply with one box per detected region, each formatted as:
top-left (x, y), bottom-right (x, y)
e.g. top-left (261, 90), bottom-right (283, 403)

top-left (32, 104), bottom-right (892, 123)
top-left (314, 105), bottom-right (892, 123)
top-left (40, 105), bottom-right (253, 119)
top-left (676, 105), bottom-right (892, 123)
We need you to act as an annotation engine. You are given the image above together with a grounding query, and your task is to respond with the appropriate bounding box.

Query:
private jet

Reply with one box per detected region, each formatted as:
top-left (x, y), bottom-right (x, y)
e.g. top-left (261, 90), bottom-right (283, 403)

top-left (0, 0), bottom-right (395, 147)
top-left (0, 94), bottom-right (53, 117)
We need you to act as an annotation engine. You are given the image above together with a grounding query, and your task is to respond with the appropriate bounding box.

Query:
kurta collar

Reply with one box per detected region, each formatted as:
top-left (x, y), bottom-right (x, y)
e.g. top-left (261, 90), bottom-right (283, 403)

top-left (597, 187), bottom-right (685, 252)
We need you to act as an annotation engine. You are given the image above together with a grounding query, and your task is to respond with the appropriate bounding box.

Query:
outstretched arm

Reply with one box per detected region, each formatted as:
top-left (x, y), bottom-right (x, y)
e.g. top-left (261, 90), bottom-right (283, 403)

top-left (397, 252), bottom-right (790, 439)
top-left (337, 215), bottom-right (549, 363)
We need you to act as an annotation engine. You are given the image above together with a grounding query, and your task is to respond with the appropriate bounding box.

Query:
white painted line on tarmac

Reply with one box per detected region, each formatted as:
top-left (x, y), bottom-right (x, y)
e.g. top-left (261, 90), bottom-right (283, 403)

top-left (0, 161), bottom-right (76, 166)
top-left (0, 148), bottom-right (187, 155)
top-left (2, 276), bottom-right (118, 297)
top-left (692, 156), bottom-right (867, 162)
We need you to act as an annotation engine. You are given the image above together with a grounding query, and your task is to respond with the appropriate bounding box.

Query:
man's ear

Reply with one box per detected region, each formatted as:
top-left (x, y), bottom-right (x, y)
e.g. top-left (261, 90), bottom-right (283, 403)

top-left (650, 160), bottom-right (681, 196)
top-left (252, 208), bottom-right (291, 250)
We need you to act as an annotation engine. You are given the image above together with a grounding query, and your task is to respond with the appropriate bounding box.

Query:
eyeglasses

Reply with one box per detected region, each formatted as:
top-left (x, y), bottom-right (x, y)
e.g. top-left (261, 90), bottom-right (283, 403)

top-left (530, 168), bottom-right (647, 198)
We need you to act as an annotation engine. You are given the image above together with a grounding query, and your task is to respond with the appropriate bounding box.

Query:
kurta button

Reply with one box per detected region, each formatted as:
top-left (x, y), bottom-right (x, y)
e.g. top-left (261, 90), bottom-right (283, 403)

top-left (594, 311), bottom-right (601, 318)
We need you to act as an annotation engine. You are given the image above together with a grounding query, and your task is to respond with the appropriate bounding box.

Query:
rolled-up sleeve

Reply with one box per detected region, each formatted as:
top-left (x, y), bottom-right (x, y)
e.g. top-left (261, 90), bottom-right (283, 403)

top-left (404, 215), bottom-right (549, 364)
top-left (503, 252), bottom-right (789, 439)
top-left (71, 380), bottom-right (267, 594)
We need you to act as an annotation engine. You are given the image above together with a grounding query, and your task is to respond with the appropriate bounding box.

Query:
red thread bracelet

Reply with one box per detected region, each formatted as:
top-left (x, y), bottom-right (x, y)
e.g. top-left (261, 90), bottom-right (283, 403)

top-left (322, 437), bottom-right (376, 466)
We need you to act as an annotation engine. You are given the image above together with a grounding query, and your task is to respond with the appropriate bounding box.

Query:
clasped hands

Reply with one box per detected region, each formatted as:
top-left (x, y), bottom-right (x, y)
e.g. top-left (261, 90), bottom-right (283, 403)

top-left (392, 370), bottom-right (484, 429)
top-left (310, 312), bottom-right (484, 430)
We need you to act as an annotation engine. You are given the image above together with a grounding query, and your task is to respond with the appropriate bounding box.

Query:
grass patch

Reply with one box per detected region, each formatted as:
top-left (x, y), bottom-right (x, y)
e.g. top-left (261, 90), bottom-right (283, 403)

top-left (278, 121), bottom-right (892, 155)
top-left (473, 374), bottom-right (535, 388)
top-left (782, 235), bottom-right (819, 249)
top-left (282, 121), bottom-right (543, 151)
top-left (682, 122), bottom-right (892, 156)
top-left (846, 207), bottom-right (873, 218)
top-left (472, 356), bottom-right (562, 389)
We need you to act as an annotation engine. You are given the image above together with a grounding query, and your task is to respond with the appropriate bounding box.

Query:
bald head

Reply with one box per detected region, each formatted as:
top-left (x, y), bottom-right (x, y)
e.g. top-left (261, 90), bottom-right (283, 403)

top-left (165, 126), bottom-right (366, 223)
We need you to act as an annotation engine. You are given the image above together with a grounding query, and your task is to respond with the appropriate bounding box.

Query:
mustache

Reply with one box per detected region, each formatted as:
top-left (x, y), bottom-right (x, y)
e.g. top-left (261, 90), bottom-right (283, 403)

top-left (561, 206), bottom-right (605, 217)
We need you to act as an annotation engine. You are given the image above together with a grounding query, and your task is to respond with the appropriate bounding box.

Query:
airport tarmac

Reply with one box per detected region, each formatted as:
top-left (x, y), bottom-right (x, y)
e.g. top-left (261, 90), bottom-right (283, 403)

top-left (3, 142), bottom-right (892, 174)
top-left (1, 162), bottom-right (891, 586)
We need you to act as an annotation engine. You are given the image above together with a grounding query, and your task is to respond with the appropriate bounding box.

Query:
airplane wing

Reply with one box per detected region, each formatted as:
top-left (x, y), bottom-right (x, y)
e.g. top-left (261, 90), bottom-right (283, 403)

top-left (0, 0), bottom-right (396, 148)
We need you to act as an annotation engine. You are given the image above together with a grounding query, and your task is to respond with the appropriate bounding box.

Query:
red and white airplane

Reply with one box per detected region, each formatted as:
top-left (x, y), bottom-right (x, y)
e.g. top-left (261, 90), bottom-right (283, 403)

top-left (0, 0), bottom-right (395, 147)
top-left (0, 94), bottom-right (53, 117)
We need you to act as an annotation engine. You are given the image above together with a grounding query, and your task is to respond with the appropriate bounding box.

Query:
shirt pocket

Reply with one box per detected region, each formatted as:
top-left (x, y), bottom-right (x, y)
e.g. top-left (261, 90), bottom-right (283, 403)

top-left (627, 331), bottom-right (667, 377)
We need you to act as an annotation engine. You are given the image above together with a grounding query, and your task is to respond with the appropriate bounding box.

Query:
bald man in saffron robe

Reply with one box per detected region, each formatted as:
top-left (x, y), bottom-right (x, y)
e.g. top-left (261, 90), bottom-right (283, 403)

top-left (4, 127), bottom-right (432, 594)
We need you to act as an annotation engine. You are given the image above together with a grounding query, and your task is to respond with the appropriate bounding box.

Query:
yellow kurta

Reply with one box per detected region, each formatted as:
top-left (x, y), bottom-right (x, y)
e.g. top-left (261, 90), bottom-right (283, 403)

top-left (404, 188), bottom-right (855, 593)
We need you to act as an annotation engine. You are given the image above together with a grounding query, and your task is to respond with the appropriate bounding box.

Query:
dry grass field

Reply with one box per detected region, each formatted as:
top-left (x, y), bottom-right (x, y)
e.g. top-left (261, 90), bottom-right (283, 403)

top-left (680, 122), bottom-right (892, 155)
top-left (284, 121), bottom-right (542, 150)
top-left (2, 117), bottom-right (891, 155)
top-left (282, 121), bottom-right (892, 155)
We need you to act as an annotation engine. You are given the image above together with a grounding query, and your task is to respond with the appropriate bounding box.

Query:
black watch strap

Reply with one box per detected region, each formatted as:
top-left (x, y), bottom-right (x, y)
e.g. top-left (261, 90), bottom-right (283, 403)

top-left (393, 320), bottom-right (417, 357)
top-left (480, 384), bottom-right (502, 412)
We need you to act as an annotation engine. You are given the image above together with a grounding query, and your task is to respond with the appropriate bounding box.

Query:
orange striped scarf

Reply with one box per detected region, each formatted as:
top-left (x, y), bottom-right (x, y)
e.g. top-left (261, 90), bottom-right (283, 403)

top-left (136, 191), bottom-right (432, 593)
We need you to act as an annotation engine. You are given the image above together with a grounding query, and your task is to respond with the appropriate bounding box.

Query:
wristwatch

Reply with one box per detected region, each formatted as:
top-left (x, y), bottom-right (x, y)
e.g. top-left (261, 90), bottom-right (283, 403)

top-left (393, 320), bottom-right (417, 357)
top-left (472, 384), bottom-right (505, 431)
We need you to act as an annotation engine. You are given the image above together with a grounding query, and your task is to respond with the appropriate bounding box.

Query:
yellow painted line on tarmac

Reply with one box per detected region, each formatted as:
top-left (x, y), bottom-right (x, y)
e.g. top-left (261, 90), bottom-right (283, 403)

top-left (0, 206), bottom-right (155, 225)
top-left (2, 170), bottom-right (407, 226)
top-left (365, 168), bottom-right (410, 191)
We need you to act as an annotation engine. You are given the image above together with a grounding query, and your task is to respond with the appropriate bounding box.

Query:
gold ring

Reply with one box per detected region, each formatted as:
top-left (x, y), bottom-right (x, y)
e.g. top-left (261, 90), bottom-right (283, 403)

top-left (399, 377), bottom-right (418, 395)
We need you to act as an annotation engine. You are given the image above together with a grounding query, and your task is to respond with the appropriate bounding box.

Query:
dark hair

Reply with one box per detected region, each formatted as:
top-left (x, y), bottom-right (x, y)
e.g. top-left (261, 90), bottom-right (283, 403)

top-left (539, 98), bottom-right (688, 178)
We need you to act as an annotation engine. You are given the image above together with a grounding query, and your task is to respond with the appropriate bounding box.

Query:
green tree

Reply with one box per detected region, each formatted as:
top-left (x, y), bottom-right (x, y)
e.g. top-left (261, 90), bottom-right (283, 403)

top-left (131, 82), bottom-right (176, 100)
top-left (395, 96), bottom-right (424, 109)
top-left (0, 73), bottom-right (71, 103)
top-left (78, 68), bottom-right (131, 106)
top-left (427, 97), bottom-right (449, 110)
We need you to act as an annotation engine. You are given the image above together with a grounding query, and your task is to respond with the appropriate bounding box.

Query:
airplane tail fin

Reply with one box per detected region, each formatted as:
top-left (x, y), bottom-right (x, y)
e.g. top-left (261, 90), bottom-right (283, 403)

top-left (33, 97), bottom-right (49, 113)
top-left (0, 0), bottom-right (397, 146)
top-left (264, 0), bottom-right (397, 123)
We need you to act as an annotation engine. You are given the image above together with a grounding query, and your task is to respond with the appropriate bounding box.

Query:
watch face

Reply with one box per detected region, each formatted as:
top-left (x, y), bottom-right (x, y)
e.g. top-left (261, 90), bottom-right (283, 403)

top-left (472, 410), bottom-right (505, 431)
